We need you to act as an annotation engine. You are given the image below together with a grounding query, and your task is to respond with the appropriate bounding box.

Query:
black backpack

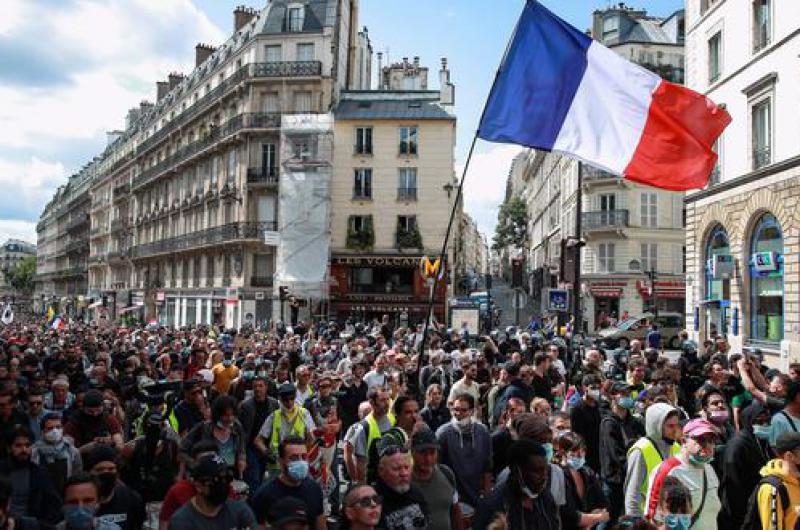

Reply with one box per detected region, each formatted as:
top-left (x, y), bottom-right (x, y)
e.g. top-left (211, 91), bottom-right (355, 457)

top-left (740, 475), bottom-right (790, 530)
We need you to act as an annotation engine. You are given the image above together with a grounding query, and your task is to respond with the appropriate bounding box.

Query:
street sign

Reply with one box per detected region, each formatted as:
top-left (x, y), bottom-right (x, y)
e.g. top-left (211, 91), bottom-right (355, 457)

top-left (511, 288), bottom-right (528, 309)
top-left (546, 288), bottom-right (569, 312)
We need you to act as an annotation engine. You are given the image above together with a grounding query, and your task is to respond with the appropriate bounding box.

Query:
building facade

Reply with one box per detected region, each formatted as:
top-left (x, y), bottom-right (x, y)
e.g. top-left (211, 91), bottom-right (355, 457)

top-left (684, 0), bottom-right (800, 366)
top-left (38, 1), bottom-right (365, 328)
top-left (0, 239), bottom-right (36, 300)
top-left (329, 57), bottom-right (457, 323)
top-left (455, 212), bottom-right (489, 292)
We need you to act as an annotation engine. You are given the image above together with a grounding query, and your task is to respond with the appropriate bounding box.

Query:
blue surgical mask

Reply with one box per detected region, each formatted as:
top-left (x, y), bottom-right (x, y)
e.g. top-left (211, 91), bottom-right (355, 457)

top-left (63, 505), bottom-right (96, 530)
top-left (689, 453), bottom-right (713, 467)
top-left (618, 397), bottom-right (636, 410)
top-left (542, 442), bottom-right (554, 463)
top-left (663, 513), bottom-right (692, 530)
top-left (753, 424), bottom-right (771, 440)
top-left (567, 456), bottom-right (585, 470)
top-left (287, 460), bottom-right (309, 481)
top-left (222, 359), bottom-right (232, 368)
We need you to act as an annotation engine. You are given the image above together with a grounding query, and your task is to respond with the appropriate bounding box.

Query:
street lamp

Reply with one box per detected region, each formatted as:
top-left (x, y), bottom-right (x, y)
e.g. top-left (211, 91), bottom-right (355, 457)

top-left (629, 259), bottom-right (658, 320)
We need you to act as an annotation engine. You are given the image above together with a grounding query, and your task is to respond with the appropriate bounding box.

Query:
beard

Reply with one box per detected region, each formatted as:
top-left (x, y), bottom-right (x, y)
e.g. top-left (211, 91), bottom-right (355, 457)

top-left (388, 482), bottom-right (410, 494)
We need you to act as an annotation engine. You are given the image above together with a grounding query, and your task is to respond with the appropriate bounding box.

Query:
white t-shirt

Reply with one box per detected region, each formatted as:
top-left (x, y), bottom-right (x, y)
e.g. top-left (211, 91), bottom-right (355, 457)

top-left (363, 370), bottom-right (388, 390)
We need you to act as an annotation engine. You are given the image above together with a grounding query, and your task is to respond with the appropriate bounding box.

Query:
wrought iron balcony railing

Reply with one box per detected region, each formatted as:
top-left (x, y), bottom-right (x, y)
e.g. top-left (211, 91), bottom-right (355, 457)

top-left (753, 146), bottom-right (771, 170)
top-left (250, 276), bottom-right (274, 288)
top-left (581, 209), bottom-right (629, 230)
top-left (397, 187), bottom-right (417, 201)
top-left (582, 167), bottom-right (620, 181)
top-left (247, 167), bottom-right (279, 185)
top-left (66, 214), bottom-right (89, 233)
top-left (130, 221), bottom-right (277, 259)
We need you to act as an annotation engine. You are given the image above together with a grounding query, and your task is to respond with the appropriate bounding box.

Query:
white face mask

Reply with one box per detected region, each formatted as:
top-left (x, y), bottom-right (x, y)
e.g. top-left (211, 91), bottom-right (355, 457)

top-left (44, 428), bottom-right (63, 444)
top-left (453, 416), bottom-right (472, 429)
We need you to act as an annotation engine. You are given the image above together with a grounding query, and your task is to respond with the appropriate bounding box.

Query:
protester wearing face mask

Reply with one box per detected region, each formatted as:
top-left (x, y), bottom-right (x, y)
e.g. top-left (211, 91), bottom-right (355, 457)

top-left (436, 394), bottom-right (492, 513)
top-left (120, 413), bottom-right (180, 503)
top-left (696, 388), bottom-right (732, 480)
top-left (32, 412), bottom-right (83, 495)
top-left (255, 383), bottom-right (315, 476)
top-left (83, 445), bottom-right (144, 530)
top-left (249, 436), bottom-right (326, 530)
top-left (553, 431), bottom-right (610, 530)
top-left (57, 474), bottom-right (122, 530)
top-left (179, 395), bottom-right (246, 477)
top-left (474, 439), bottom-right (559, 530)
top-left (570, 375), bottom-right (603, 473)
top-left (653, 476), bottom-right (692, 530)
top-left (210, 350), bottom-right (239, 396)
top-left (645, 418), bottom-right (721, 530)
top-left (719, 402), bottom-right (773, 529)
top-left (63, 389), bottom-right (124, 456)
top-left (168, 454), bottom-right (255, 530)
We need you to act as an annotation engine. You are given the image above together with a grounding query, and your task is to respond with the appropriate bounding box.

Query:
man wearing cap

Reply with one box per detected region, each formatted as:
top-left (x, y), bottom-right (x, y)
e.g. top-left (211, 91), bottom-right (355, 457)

top-left (170, 379), bottom-right (208, 436)
top-left (249, 436), bottom-right (325, 530)
top-left (411, 428), bottom-right (463, 530)
top-left (374, 435), bottom-right (429, 530)
top-left (169, 454), bottom-right (256, 530)
top-left (748, 431), bottom-right (800, 530)
top-left (63, 389), bottom-right (124, 456)
top-left (255, 383), bottom-right (315, 473)
top-left (644, 418), bottom-right (721, 529)
top-left (84, 445), bottom-right (145, 530)
top-left (267, 497), bottom-right (312, 530)
top-left (353, 386), bottom-right (396, 484)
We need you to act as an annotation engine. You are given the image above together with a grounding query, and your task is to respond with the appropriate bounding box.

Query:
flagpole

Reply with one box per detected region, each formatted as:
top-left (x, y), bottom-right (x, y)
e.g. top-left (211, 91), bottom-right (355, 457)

top-left (414, 1), bottom-right (527, 382)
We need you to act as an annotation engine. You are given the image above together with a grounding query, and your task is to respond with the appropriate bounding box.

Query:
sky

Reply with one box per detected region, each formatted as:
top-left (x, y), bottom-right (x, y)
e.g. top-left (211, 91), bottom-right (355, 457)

top-left (0, 0), bottom-right (684, 246)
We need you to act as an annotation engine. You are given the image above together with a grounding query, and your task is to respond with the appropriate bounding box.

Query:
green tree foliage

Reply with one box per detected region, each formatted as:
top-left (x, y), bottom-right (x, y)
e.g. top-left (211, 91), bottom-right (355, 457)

top-left (4, 256), bottom-right (36, 294)
top-left (492, 197), bottom-right (528, 251)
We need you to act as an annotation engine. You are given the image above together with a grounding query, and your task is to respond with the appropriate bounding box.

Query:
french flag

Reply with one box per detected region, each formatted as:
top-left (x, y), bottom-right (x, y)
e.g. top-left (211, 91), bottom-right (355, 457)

top-left (479, 1), bottom-right (732, 191)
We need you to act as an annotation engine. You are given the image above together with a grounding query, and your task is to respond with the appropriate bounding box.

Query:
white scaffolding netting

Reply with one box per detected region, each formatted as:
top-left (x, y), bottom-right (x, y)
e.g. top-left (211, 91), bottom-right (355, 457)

top-left (274, 114), bottom-right (333, 299)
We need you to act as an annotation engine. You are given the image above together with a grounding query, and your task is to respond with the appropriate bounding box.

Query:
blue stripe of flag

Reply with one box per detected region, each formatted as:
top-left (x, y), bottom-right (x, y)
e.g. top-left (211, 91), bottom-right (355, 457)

top-left (478, 1), bottom-right (592, 150)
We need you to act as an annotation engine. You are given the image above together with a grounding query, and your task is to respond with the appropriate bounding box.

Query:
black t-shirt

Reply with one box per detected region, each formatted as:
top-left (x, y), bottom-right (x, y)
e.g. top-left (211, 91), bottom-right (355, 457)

top-left (170, 500), bottom-right (255, 530)
top-left (374, 479), bottom-right (429, 530)
top-left (249, 476), bottom-right (323, 525)
top-left (96, 483), bottom-right (145, 530)
top-left (569, 401), bottom-right (602, 473)
top-left (531, 373), bottom-right (552, 401)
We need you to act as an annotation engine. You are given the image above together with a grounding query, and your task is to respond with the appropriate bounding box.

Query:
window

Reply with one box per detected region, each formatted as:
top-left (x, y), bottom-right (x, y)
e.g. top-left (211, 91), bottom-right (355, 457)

top-left (294, 91), bottom-right (313, 112)
top-left (749, 213), bottom-right (783, 342)
top-left (355, 127), bottom-right (373, 155)
top-left (708, 32), bottom-right (722, 83)
top-left (261, 144), bottom-right (277, 176)
top-left (602, 16), bottom-right (619, 40)
top-left (210, 156), bottom-right (219, 187)
top-left (752, 97), bottom-right (771, 169)
top-left (701, 0), bottom-right (722, 15)
top-left (398, 168), bottom-right (417, 200)
top-left (263, 92), bottom-right (280, 113)
top-left (206, 255), bottom-right (215, 286)
top-left (227, 149), bottom-right (237, 181)
top-left (349, 215), bottom-right (372, 234)
top-left (399, 126), bottom-right (418, 155)
top-left (353, 169), bottom-right (372, 199)
top-left (265, 45), bottom-right (282, 63)
top-left (753, 0), bottom-right (771, 52)
top-left (287, 7), bottom-right (304, 32)
top-left (640, 243), bottom-right (658, 272)
top-left (194, 258), bottom-right (201, 287)
top-left (296, 43), bottom-right (314, 62)
top-left (598, 243), bottom-right (615, 272)
top-left (641, 193), bottom-right (657, 227)
top-left (397, 215), bottom-right (417, 232)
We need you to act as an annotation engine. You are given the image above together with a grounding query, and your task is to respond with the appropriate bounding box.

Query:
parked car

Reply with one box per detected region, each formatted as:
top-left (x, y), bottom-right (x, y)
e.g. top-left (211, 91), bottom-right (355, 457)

top-left (597, 312), bottom-right (684, 349)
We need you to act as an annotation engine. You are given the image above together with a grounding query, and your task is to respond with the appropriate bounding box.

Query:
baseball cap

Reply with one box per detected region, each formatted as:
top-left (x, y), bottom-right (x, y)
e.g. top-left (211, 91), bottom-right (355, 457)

top-left (278, 382), bottom-right (297, 397)
top-left (683, 418), bottom-right (719, 439)
top-left (377, 428), bottom-right (409, 458)
top-left (268, 497), bottom-right (309, 528)
top-left (192, 454), bottom-right (230, 479)
top-left (83, 389), bottom-right (104, 408)
top-left (774, 432), bottom-right (800, 453)
top-left (411, 428), bottom-right (439, 451)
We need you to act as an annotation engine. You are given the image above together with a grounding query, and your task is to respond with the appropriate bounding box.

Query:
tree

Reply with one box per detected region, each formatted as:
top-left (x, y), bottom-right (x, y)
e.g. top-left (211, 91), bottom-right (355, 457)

top-left (4, 256), bottom-right (36, 295)
top-left (492, 197), bottom-right (528, 251)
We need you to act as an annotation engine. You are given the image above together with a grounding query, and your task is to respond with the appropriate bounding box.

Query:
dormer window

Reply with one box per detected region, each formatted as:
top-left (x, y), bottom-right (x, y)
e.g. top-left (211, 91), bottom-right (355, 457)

top-left (602, 16), bottom-right (619, 40)
top-left (287, 6), bottom-right (304, 32)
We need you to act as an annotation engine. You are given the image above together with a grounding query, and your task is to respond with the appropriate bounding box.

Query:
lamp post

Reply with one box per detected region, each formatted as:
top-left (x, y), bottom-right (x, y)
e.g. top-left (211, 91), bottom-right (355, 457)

top-left (629, 259), bottom-right (658, 320)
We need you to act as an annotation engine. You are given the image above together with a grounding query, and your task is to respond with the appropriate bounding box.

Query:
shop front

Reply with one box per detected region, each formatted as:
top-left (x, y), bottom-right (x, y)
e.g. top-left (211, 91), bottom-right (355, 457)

top-left (749, 213), bottom-right (784, 346)
top-left (588, 281), bottom-right (625, 330)
top-left (329, 254), bottom-right (447, 324)
top-left (702, 225), bottom-right (733, 338)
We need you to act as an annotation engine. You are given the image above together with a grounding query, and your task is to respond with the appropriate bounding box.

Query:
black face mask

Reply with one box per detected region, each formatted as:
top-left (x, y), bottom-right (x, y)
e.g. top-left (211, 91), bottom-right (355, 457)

top-left (205, 480), bottom-right (229, 506)
top-left (96, 472), bottom-right (117, 498)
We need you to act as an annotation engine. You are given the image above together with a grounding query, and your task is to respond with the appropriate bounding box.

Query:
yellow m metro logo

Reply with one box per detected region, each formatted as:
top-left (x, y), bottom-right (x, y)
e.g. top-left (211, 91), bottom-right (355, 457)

top-left (420, 256), bottom-right (444, 280)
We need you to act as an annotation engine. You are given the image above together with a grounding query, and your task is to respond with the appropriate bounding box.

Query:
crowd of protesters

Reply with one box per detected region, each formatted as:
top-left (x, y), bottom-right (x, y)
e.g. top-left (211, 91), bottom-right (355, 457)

top-left (0, 310), bottom-right (799, 530)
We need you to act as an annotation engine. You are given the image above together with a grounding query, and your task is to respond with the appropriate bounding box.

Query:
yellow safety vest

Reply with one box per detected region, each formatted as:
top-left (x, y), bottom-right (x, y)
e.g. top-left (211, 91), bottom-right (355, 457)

top-left (270, 408), bottom-right (308, 458)
top-left (365, 412), bottom-right (396, 456)
top-left (628, 437), bottom-right (681, 507)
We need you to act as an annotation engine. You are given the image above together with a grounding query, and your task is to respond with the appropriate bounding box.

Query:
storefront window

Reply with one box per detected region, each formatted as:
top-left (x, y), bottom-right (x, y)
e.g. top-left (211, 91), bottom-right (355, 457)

top-left (705, 225), bottom-right (730, 301)
top-left (749, 213), bottom-right (783, 343)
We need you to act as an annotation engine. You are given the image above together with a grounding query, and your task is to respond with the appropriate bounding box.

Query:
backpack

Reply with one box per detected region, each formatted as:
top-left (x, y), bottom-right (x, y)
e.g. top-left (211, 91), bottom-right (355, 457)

top-left (740, 476), bottom-right (790, 530)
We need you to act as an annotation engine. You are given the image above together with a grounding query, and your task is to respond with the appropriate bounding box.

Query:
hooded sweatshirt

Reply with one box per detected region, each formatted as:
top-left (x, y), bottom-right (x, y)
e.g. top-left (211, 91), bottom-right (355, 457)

top-left (623, 403), bottom-right (679, 516)
top-left (720, 402), bottom-right (772, 529)
top-left (757, 459), bottom-right (800, 530)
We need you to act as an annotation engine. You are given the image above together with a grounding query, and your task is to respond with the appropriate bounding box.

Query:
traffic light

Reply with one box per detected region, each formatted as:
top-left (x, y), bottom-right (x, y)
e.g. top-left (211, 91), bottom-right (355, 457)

top-left (278, 286), bottom-right (289, 301)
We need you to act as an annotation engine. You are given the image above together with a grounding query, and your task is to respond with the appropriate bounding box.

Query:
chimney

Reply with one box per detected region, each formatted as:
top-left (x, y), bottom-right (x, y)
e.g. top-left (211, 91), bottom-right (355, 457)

top-left (234, 5), bottom-right (257, 31)
top-left (377, 52), bottom-right (383, 89)
top-left (156, 81), bottom-right (170, 101)
top-left (439, 57), bottom-right (455, 106)
top-left (195, 43), bottom-right (216, 67)
top-left (168, 72), bottom-right (185, 89)
top-left (139, 100), bottom-right (154, 116)
top-left (125, 108), bottom-right (141, 130)
top-left (413, 56), bottom-right (420, 68)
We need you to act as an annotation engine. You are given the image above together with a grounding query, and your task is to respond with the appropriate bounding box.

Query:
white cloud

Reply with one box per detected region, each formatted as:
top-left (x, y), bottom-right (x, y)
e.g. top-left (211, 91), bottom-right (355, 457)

top-left (457, 143), bottom-right (522, 240)
top-left (0, 157), bottom-right (66, 222)
top-left (0, 220), bottom-right (38, 245)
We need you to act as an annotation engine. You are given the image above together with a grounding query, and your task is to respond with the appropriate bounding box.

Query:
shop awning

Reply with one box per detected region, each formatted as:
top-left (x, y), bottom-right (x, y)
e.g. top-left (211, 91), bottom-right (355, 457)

top-left (118, 306), bottom-right (139, 314)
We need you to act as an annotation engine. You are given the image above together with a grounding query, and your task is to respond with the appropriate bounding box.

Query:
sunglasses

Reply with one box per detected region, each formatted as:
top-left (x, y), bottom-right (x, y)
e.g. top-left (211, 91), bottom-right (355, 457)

top-left (378, 445), bottom-right (409, 458)
top-left (349, 494), bottom-right (382, 508)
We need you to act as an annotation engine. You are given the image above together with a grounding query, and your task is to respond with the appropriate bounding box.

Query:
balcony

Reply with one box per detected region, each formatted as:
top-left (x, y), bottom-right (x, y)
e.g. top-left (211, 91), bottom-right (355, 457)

top-left (397, 187), bottom-right (417, 201)
top-left (251, 276), bottom-right (274, 288)
top-left (107, 250), bottom-right (127, 261)
top-left (110, 218), bottom-right (128, 233)
top-left (582, 166), bottom-right (621, 183)
top-left (66, 239), bottom-right (89, 254)
top-left (133, 113), bottom-right (280, 190)
top-left (130, 221), bottom-right (278, 259)
top-left (252, 61), bottom-right (322, 78)
top-left (247, 167), bottom-right (279, 186)
top-left (66, 214), bottom-right (89, 233)
top-left (753, 146), bottom-right (771, 170)
top-left (113, 182), bottom-right (130, 201)
top-left (581, 209), bottom-right (629, 231)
